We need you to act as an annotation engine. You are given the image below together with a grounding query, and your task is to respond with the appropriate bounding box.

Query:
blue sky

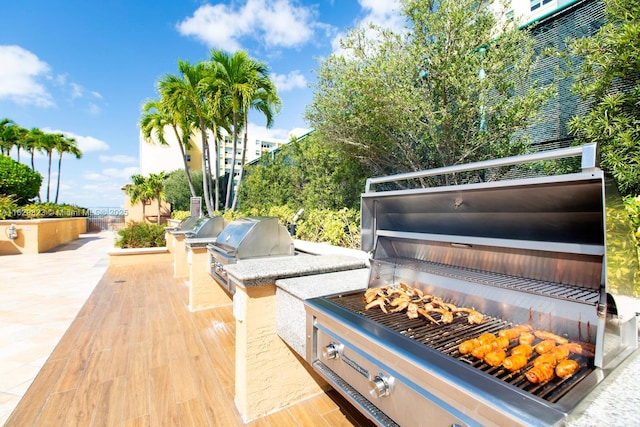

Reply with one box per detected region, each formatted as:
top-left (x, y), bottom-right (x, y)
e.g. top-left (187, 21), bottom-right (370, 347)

top-left (0, 0), bottom-right (404, 208)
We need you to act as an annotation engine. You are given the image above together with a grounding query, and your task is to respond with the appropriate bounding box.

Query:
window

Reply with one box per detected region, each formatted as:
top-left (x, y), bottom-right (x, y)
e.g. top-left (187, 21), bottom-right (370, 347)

top-left (184, 154), bottom-right (191, 162)
top-left (530, 0), bottom-right (553, 11)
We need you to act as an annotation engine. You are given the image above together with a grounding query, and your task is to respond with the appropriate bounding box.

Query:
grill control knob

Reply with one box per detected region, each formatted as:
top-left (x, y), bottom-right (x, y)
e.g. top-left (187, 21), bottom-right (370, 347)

top-left (322, 342), bottom-right (343, 360)
top-left (369, 373), bottom-right (394, 398)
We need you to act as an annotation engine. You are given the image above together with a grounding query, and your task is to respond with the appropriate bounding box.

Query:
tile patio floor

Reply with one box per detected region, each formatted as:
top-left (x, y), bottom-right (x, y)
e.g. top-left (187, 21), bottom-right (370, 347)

top-left (0, 231), bottom-right (373, 426)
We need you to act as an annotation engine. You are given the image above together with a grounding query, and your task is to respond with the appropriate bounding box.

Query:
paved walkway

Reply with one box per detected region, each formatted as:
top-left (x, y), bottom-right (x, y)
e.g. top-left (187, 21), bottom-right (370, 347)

top-left (0, 231), bottom-right (114, 425)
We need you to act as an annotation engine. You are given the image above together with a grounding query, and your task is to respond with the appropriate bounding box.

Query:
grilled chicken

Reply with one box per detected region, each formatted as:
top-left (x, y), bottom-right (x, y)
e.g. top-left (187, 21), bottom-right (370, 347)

top-left (365, 297), bottom-right (388, 313)
top-left (498, 328), bottom-right (522, 341)
top-left (471, 343), bottom-right (494, 359)
top-left (566, 342), bottom-right (595, 358)
top-left (491, 336), bottom-right (510, 350)
top-left (478, 332), bottom-right (497, 345)
top-left (533, 353), bottom-right (557, 367)
top-left (519, 332), bottom-right (535, 346)
top-left (484, 349), bottom-right (507, 367)
top-left (526, 362), bottom-right (555, 384)
top-left (550, 344), bottom-right (570, 361)
top-left (459, 338), bottom-right (480, 355)
top-left (510, 343), bottom-right (533, 358)
top-left (534, 339), bottom-right (556, 355)
top-left (361, 284), bottom-right (485, 325)
top-left (503, 354), bottom-right (528, 372)
top-left (555, 359), bottom-right (579, 379)
top-left (534, 330), bottom-right (569, 345)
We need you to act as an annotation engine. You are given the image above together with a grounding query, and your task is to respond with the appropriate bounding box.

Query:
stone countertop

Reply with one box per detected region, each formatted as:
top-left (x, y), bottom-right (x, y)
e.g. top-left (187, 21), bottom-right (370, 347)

top-left (276, 268), bottom-right (370, 358)
top-left (224, 254), bottom-right (367, 288)
top-left (185, 237), bottom-right (217, 249)
top-left (568, 348), bottom-right (640, 426)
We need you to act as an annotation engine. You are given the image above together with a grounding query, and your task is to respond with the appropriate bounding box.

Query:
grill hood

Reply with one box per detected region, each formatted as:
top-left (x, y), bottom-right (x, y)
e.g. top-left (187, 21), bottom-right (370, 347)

top-left (212, 216), bottom-right (294, 259)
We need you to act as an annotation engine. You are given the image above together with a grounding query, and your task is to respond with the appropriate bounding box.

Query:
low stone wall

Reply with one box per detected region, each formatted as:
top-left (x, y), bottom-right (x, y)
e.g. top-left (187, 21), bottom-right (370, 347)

top-left (107, 246), bottom-right (171, 266)
top-left (0, 218), bottom-right (87, 255)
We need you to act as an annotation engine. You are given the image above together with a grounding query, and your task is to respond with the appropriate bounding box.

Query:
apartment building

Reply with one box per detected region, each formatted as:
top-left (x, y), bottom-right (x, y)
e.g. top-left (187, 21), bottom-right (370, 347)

top-left (139, 127), bottom-right (308, 178)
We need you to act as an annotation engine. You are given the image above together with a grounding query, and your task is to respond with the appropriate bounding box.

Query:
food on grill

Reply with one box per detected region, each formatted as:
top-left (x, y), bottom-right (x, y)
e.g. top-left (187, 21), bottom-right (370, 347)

top-left (389, 295), bottom-right (411, 312)
top-left (533, 353), bottom-right (557, 367)
top-left (503, 354), bottom-right (528, 372)
top-left (459, 338), bottom-right (480, 354)
top-left (510, 343), bottom-right (533, 358)
top-left (491, 336), bottom-right (510, 350)
top-left (550, 344), bottom-right (571, 361)
top-left (515, 324), bottom-right (533, 332)
top-left (416, 307), bottom-right (440, 324)
top-left (519, 332), bottom-right (535, 346)
top-left (534, 330), bottom-right (569, 345)
top-left (477, 332), bottom-right (497, 345)
top-left (432, 308), bottom-right (454, 324)
top-left (498, 328), bottom-right (523, 340)
top-left (484, 349), bottom-right (507, 367)
top-left (455, 307), bottom-right (484, 324)
top-left (526, 362), bottom-right (555, 384)
top-left (534, 339), bottom-right (556, 354)
top-left (365, 297), bottom-right (388, 313)
top-left (362, 284), bottom-right (485, 325)
top-left (471, 343), bottom-right (494, 359)
top-left (555, 359), bottom-right (579, 379)
top-left (566, 342), bottom-right (596, 358)
top-left (406, 302), bottom-right (419, 319)
top-left (364, 287), bottom-right (385, 303)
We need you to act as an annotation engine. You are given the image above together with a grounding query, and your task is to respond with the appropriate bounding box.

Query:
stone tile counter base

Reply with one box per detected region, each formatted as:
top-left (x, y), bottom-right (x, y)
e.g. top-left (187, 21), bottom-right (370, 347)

top-left (223, 254), bottom-right (367, 422)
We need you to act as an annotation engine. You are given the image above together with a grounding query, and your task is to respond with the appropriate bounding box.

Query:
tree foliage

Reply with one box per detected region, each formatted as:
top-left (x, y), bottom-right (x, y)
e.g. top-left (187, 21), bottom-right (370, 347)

top-left (0, 155), bottom-right (42, 204)
top-left (164, 169), bottom-right (204, 212)
top-left (237, 132), bottom-right (367, 213)
top-left (306, 0), bottom-right (554, 185)
top-left (567, 0), bottom-right (640, 196)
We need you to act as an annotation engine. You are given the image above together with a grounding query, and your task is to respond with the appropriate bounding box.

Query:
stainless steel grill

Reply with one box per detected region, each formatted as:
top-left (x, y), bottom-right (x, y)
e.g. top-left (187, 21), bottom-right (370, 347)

top-left (168, 216), bottom-right (225, 238)
top-left (305, 143), bottom-right (639, 426)
top-left (208, 216), bottom-right (294, 294)
top-left (165, 216), bottom-right (200, 233)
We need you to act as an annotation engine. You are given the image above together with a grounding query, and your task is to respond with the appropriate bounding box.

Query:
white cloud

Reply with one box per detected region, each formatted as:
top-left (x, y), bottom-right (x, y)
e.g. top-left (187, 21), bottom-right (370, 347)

top-left (331, 0), bottom-right (405, 57)
top-left (359, 0), bottom-right (404, 29)
top-left (0, 45), bottom-right (54, 107)
top-left (272, 70), bottom-right (307, 92)
top-left (103, 166), bottom-right (140, 179)
top-left (82, 171), bottom-right (109, 182)
top-left (99, 154), bottom-right (137, 164)
top-left (247, 121), bottom-right (290, 141)
top-left (42, 128), bottom-right (110, 152)
top-left (82, 165), bottom-right (139, 182)
top-left (177, 0), bottom-right (318, 50)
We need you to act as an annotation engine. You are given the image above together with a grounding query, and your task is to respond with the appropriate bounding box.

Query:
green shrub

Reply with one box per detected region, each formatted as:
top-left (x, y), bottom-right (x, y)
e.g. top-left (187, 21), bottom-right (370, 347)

top-left (0, 155), bottom-right (42, 204)
top-left (115, 222), bottom-right (166, 248)
top-left (171, 210), bottom-right (191, 220)
top-left (0, 194), bottom-right (18, 220)
top-left (295, 208), bottom-right (360, 249)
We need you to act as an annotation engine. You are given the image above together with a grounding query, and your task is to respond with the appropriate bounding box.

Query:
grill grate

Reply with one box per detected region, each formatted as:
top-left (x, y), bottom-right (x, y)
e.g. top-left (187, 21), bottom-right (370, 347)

top-left (390, 258), bottom-right (600, 304)
top-left (328, 292), bottom-right (594, 404)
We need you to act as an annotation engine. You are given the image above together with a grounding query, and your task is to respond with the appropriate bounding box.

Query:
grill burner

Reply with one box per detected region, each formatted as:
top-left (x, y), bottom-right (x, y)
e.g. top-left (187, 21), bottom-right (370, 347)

top-left (326, 291), bottom-right (595, 404)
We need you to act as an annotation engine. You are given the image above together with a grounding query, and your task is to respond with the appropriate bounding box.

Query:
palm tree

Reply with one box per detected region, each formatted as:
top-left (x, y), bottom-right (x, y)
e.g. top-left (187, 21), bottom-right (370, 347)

top-left (0, 119), bottom-right (28, 161)
top-left (145, 172), bottom-right (168, 224)
top-left (209, 49), bottom-right (280, 210)
top-left (54, 136), bottom-right (82, 204)
top-left (25, 128), bottom-right (45, 171)
top-left (232, 75), bottom-right (281, 210)
top-left (125, 174), bottom-right (153, 221)
top-left (160, 60), bottom-right (215, 216)
top-left (0, 118), bottom-right (15, 155)
top-left (39, 132), bottom-right (64, 202)
top-left (140, 97), bottom-right (197, 198)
